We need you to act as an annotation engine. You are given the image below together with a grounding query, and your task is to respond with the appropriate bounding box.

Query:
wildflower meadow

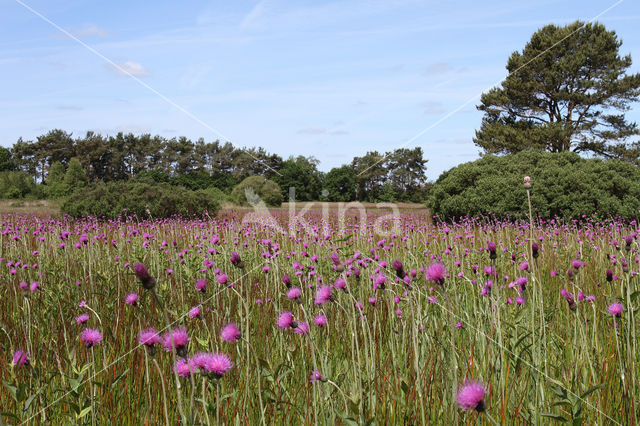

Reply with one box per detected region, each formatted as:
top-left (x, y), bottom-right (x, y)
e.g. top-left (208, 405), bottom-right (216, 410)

top-left (1, 199), bottom-right (638, 425)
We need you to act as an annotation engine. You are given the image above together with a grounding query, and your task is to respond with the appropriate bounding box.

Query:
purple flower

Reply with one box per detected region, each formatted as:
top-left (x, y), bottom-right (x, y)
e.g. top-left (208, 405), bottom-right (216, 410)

top-left (175, 358), bottom-right (194, 378)
top-left (230, 252), bottom-right (243, 268)
top-left (277, 311), bottom-right (295, 329)
top-left (426, 263), bottom-right (446, 285)
top-left (282, 274), bottom-right (292, 288)
top-left (571, 259), bottom-right (583, 270)
top-left (81, 328), bottom-right (103, 348)
top-left (334, 278), bottom-right (347, 290)
top-left (314, 315), bottom-right (327, 327)
top-left (456, 379), bottom-right (488, 412)
top-left (286, 287), bottom-right (302, 300)
top-left (195, 279), bottom-right (207, 292)
top-left (217, 274), bottom-right (229, 285)
top-left (188, 306), bottom-right (201, 319)
top-left (75, 313), bottom-right (90, 324)
top-left (309, 369), bottom-right (325, 383)
top-left (125, 293), bottom-right (138, 306)
top-left (560, 289), bottom-right (577, 311)
top-left (487, 241), bottom-right (497, 259)
top-left (192, 352), bottom-right (233, 378)
top-left (162, 327), bottom-right (190, 356)
top-left (13, 349), bottom-right (30, 367)
top-left (220, 323), bottom-right (241, 342)
top-left (138, 328), bottom-right (161, 346)
top-left (134, 263), bottom-right (155, 289)
top-left (314, 286), bottom-right (332, 305)
top-left (294, 322), bottom-right (310, 335)
top-left (608, 303), bottom-right (624, 318)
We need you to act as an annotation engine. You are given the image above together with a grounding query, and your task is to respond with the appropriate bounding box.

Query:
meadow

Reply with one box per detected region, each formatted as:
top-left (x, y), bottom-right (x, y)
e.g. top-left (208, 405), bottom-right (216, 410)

top-left (0, 206), bottom-right (638, 425)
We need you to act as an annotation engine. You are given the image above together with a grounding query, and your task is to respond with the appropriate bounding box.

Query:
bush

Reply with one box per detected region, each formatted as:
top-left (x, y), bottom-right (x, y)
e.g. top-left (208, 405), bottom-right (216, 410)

top-left (231, 176), bottom-right (283, 207)
top-left (61, 181), bottom-right (220, 218)
top-left (0, 171), bottom-right (42, 199)
top-left (427, 150), bottom-right (640, 220)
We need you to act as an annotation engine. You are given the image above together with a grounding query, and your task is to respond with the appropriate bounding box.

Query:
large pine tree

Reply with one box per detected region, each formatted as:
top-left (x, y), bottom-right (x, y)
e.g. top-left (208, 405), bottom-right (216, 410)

top-left (474, 21), bottom-right (640, 159)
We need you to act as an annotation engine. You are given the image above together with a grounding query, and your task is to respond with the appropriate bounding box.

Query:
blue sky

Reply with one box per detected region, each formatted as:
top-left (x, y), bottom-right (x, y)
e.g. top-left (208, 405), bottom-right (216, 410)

top-left (1, 0), bottom-right (639, 179)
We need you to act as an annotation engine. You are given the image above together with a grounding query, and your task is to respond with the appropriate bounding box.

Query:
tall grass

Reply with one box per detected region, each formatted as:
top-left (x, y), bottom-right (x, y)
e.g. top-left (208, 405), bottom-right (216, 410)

top-left (0, 211), bottom-right (637, 424)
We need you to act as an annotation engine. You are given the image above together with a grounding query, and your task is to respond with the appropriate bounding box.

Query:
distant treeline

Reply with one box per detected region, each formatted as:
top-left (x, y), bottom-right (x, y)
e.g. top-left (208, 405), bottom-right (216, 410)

top-left (5, 129), bottom-right (429, 202)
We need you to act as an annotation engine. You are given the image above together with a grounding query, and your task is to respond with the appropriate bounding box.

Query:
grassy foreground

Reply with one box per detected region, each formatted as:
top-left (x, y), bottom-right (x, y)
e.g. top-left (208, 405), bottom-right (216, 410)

top-left (0, 210), bottom-right (638, 424)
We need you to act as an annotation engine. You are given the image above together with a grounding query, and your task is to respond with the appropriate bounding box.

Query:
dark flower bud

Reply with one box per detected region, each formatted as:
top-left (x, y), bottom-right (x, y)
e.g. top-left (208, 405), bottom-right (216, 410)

top-left (531, 242), bottom-right (539, 259)
top-left (606, 269), bottom-right (613, 282)
top-left (487, 242), bottom-right (497, 260)
top-left (134, 263), bottom-right (156, 290)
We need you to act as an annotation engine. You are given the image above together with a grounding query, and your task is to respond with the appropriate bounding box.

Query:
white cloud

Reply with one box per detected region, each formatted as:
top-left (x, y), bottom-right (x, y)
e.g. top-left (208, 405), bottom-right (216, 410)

top-left (240, 1), bottom-right (268, 30)
top-left (108, 61), bottom-right (150, 77)
top-left (74, 24), bottom-right (109, 38)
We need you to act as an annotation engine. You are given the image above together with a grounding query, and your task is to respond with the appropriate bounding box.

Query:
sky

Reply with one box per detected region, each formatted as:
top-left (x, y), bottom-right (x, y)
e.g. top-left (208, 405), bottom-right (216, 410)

top-left (1, 0), bottom-right (639, 180)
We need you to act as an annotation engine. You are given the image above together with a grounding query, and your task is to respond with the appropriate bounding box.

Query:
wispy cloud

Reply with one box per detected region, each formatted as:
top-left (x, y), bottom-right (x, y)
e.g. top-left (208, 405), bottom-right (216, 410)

top-left (240, 1), bottom-right (268, 30)
top-left (422, 101), bottom-right (445, 115)
top-left (424, 62), bottom-right (454, 75)
top-left (57, 105), bottom-right (83, 111)
top-left (52, 23), bottom-right (109, 39)
top-left (297, 127), bottom-right (349, 136)
top-left (107, 61), bottom-right (150, 77)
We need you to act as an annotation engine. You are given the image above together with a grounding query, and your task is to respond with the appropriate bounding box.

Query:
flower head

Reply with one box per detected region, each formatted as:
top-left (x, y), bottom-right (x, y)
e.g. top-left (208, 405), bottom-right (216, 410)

top-left (192, 352), bottom-right (233, 378)
top-left (286, 286), bottom-right (302, 300)
top-left (220, 323), bottom-right (241, 342)
top-left (314, 285), bottom-right (332, 305)
top-left (81, 328), bottom-right (103, 348)
top-left (138, 328), bottom-right (161, 346)
top-left (125, 293), bottom-right (138, 306)
top-left (608, 302), bottom-right (624, 318)
top-left (309, 369), bottom-right (325, 383)
top-left (13, 350), bottom-right (30, 367)
top-left (277, 311), bottom-right (295, 329)
top-left (195, 279), bottom-right (207, 292)
top-left (134, 263), bottom-right (155, 290)
top-left (162, 327), bottom-right (190, 356)
top-left (426, 263), bottom-right (446, 285)
top-left (314, 315), bottom-right (327, 327)
top-left (188, 306), bottom-right (201, 319)
top-left (456, 379), bottom-right (488, 412)
top-left (175, 358), bottom-right (194, 378)
top-left (75, 313), bottom-right (90, 324)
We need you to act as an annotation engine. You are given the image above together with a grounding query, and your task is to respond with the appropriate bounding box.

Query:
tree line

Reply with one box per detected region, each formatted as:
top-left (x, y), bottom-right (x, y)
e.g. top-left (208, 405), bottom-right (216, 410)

top-left (3, 129), bottom-right (429, 202)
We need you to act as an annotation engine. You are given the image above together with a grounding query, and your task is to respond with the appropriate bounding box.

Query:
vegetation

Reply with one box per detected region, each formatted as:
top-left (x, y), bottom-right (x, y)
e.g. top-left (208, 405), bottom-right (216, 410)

top-left (427, 150), bottom-right (640, 220)
top-left (231, 176), bottom-right (283, 207)
top-left (61, 181), bottom-right (220, 218)
top-left (1, 210), bottom-right (639, 423)
top-left (475, 21), bottom-right (640, 159)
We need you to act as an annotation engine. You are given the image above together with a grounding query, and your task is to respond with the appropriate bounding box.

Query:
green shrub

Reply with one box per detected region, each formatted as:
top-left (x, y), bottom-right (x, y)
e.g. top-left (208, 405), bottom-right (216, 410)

top-left (0, 171), bottom-right (42, 199)
top-left (61, 181), bottom-right (220, 218)
top-left (231, 176), bottom-right (283, 207)
top-left (427, 150), bottom-right (640, 220)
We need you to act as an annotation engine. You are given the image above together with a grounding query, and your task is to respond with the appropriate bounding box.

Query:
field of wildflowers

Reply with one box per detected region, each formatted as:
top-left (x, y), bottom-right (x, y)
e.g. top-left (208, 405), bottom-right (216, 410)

top-left (1, 207), bottom-right (638, 424)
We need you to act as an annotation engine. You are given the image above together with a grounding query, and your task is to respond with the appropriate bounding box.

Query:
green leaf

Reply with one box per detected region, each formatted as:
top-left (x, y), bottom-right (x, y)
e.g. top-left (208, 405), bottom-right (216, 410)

top-left (540, 413), bottom-right (568, 422)
top-left (76, 406), bottom-right (92, 419)
top-left (580, 383), bottom-right (605, 399)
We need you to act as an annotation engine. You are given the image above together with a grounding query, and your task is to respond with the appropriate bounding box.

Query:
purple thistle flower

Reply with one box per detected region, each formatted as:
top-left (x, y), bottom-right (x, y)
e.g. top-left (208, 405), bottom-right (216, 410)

top-left (531, 242), bottom-right (539, 258)
top-left (457, 380), bottom-right (488, 412)
top-left (487, 241), bottom-right (497, 259)
top-left (230, 252), bottom-right (244, 268)
top-left (314, 285), bottom-right (332, 305)
top-left (80, 328), bottom-right (103, 348)
top-left (75, 313), bottom-right (90, 324)
top-left (29, 281), bottom-right (40, 292)
top-left (309, 369), bottom-right (325, 383)
top-left (606, 269), bottom-right (614, 282)
top-left (217, 274), bottom-right (229, 285)
top-left (426, 263), bottom-right (446, 285)
top-left (277, 311), bottom-right (296, 329)
top-left (175, 358), bottom-right (194, 378)
top-left (134, 263), bottom-right (155, 290)
top-left (192, 352), bottom-right (233, 378)
top-left (520, 261), bottom-right (529, 271)
top-left (373, 274), bottom-right (386, 290)
top-left (13, 349), bottom-right (30, 367)
top-left (314, 315), bottom-right (327, 327)
top-left (188, 306), bottom-right (202, 319)
top-left (571, 259), bottom-right (583, 270)
top-left (334, 278), bottom-right (347, 290)
top-left (282, 274), bottom-right (292, 288)
top-left (125, 293), bottom-right (138, 306)
top-left (220, 323), bottom-right (241, 342)
top-left (560, 289), bottom-right (577, 312)
top-left (138, 328), bottom-right (161, 346)
top-left (195, 279), bottom-right (207, 292)
top-left (294, 322), bottom-right (310, 335)
top-left (162, 327), bottom-right (190, 357)
top-left (286, 287), bottom-right (302, 300)
top-left (608, 303), bottom-right (624, 318)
